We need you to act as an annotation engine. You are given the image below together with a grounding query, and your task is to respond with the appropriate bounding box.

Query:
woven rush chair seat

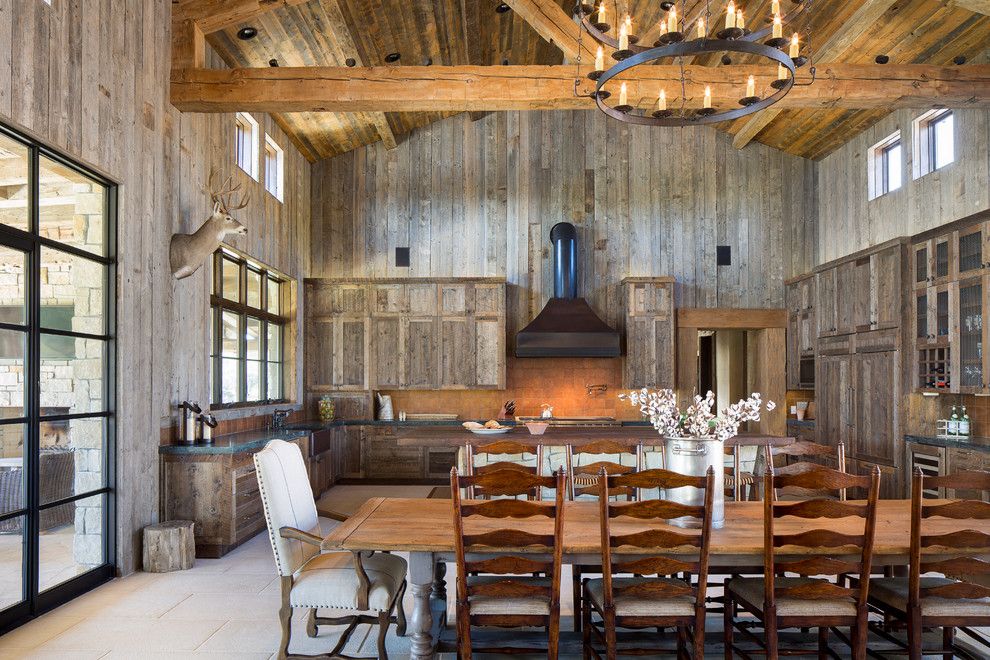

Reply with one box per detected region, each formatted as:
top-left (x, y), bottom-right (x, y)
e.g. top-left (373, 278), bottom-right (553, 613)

top-left (466, 575), bottom-right (553, 616)
top-left (869, 577), bottom-right (990, 617)
top-left (584, 577), bottom-right (696, 617)
top-left (726, 576), bottom-right (858, 617)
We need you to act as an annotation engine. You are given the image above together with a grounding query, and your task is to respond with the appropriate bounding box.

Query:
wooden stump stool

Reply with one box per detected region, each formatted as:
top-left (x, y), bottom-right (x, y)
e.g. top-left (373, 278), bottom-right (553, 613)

top-left (143, 520), bottom-right (195, 573)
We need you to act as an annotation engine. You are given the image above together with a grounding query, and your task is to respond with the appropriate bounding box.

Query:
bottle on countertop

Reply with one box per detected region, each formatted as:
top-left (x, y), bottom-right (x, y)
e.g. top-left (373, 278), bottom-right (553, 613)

top-left (960, 406), bottom-right (971, 437)
top-left (948, 406), bottom-right (960, 436)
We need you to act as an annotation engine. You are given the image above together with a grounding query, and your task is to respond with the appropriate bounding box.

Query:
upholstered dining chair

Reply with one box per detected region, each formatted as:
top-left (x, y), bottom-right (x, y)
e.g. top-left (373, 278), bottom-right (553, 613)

top-left (566, 440), bottom-right (641, 633)
top-left (724, 463), bottom-right (881, 659)
top-left (254, 440), bottom-right (408, 660)
top-left (583, 466), bottom-right (717, 659)
top-left (868, 468), bottom-right (990, 659)
top-left (450, 466), bottom-right (566, 658)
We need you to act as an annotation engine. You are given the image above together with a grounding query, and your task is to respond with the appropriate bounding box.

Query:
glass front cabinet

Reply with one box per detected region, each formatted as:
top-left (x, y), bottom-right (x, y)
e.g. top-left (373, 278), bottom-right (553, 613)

top-left (913, 223), bottom-right (990, 393)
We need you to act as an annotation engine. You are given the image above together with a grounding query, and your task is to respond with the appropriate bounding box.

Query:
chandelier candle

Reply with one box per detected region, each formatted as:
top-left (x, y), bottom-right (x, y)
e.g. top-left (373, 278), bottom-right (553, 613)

top-left (789, 33), bottom-right (800, 58)
top-left (736, 10), bottom-right (744, 29)
top-left (658, 89), bottom-right (667, 111)
top-left (597, 2), bottom-right (605, 24)
top-left (772, 0), bottom-right (781, 15)
top-left (726, 1), bottom-right (735, 28)
top-left (619, 22), bottom-right (628, 50)
top-left (595, 46), bottom-right (604, 71)
top-left (703, 86), bottom-right (712, 109)
top-left (773, 14), bottom-right (783, 38)
top-left (619, 82), bottom-right (628, 107)
top-left (697, 16), bottom-right (706, 39)
top-left (746, 75), bottom-right (755, 98)
top-left (667, 6), bottom-right (677, 33)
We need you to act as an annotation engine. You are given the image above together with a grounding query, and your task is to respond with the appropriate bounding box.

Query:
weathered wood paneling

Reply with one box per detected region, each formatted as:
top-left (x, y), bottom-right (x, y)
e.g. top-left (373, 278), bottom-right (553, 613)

top-left (817, 108), bottom-right (990, 264)
top-left (311, 111), bottom-right (818, 337)
top-left (0, 0), bottom-right (310, 573)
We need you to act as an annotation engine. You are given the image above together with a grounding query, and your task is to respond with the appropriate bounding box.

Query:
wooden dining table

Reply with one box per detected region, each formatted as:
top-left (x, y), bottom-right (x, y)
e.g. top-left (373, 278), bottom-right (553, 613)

top-left (322, 496), bottom-right (987, 659)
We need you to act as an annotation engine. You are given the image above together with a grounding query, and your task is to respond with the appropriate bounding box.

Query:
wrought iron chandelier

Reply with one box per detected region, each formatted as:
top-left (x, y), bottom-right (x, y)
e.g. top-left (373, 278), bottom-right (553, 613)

top-left (574, 0), bottom-right (817, 126)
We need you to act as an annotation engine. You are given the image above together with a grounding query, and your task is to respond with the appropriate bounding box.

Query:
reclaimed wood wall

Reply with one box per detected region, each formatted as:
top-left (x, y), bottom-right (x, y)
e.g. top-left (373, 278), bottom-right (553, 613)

top-left (0, 0), bottom-right (310, 573)
top-left (817, 108), bottom-right (990, 265)
top-left (311, 110), bottom-right (818, 340)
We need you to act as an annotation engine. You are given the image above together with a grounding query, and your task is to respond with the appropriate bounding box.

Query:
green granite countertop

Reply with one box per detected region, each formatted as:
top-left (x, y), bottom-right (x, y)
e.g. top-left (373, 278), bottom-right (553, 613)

top-left (904, 434), bottom-right (990, 453)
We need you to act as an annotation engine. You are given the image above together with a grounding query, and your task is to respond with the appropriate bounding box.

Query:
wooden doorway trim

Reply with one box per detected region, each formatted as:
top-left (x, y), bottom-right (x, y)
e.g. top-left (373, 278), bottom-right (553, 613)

top-left (676, 308), bottom-right (787, 435)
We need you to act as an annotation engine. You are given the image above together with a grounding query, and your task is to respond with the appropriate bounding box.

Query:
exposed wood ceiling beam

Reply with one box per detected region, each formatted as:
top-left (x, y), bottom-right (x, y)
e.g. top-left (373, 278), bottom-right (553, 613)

top-left (733, 0), bottom-right (899, 149)
top-left (170, 64), bottom-right (990, 113)
top-left (173, 0), bottom-right (311, 34)
top-left (945, 0), bottom-right (990, 16)
top-left (322, 0), bottom-right (397, 150)
top-left (502, 0), bottom-right (596, 62)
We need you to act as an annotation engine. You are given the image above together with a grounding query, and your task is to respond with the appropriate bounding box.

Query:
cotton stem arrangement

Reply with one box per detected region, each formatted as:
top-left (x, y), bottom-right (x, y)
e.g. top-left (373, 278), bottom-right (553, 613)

top-left (621, 389), bottom-right (776, 441)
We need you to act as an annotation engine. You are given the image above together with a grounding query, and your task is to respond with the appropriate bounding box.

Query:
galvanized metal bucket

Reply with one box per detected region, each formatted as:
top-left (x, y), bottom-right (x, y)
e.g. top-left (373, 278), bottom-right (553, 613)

top-left (661, 436), bottom-right (725, 529)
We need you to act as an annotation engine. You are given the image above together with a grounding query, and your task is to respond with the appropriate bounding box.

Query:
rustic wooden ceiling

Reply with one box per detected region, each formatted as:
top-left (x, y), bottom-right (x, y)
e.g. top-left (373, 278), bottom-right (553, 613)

top-left (204, 0), bottom-right (990, 162)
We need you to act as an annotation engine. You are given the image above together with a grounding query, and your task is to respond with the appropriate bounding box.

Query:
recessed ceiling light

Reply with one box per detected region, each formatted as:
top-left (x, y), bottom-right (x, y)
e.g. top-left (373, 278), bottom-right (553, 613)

top-left (423, 57), bottom-right (433, 66)
top-left (660, 1), bottom-right (675, 10)
top-left (268, 58), bottom-right (278, 67)
top-left (875, 54), bottom-right (890, 64)
top-left (384, 52), bottom-right (401, 63)
top-left (954, 55), bottom-right (967, 65)
top-left (236, 26), bottom-right (258, 40)
top-left (345, 58), bottom-right (356, 67)
top-left (502, 58), bottom-right (510, 65)
top-left (495, 3), bottom-right (511, 13)
top-left (721, 54), bottom-right (732, 65)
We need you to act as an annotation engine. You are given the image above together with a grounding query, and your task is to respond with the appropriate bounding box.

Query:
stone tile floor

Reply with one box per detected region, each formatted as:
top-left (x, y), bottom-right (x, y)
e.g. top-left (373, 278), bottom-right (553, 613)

top-left (0, 485), bottom-right (984, 659)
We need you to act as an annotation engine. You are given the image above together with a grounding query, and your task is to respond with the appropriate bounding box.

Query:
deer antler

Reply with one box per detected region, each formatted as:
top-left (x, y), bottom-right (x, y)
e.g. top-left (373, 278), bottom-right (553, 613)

top-left (228, 190), bottom-right (250, 211)
top-left (206, 168), bottom-right (249, 212)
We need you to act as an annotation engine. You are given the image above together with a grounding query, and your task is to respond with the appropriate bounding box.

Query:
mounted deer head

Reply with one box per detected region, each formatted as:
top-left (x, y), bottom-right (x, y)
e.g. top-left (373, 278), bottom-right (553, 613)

top-left (170, 170), bottom-right (250, 280)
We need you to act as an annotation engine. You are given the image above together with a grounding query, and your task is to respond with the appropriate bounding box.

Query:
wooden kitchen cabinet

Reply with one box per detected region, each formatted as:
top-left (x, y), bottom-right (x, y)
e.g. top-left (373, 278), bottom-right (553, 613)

top-left (816, 268), bottom-right (838, 336)
top-left (622, 277), bottom-right (675, 390)
top-left (946, 447), bottom-right (990, 501)
top-left (816, 353), bottom-right (855, 454)
top-left (307, 278), bottom-right (507, 392)
top-left (785, 274), bottom-right (816, 389)
top-left (853, 350), bottom-right (899, 465)
top-left (363, 426), bottom-right (425, 480)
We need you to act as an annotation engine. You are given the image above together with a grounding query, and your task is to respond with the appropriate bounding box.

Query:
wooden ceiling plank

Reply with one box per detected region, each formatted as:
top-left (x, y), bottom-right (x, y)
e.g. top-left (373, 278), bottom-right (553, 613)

top-left (321, 0), bottom-right (399, 150)
top-left (170, 63), bottom-right (990, 112)
top-left (946, 0), bottom-right (990, 16)
top-left (502, 0), bottom-right (596, 62)
top-left (174, 0), bottom-right (311, 34)
top-left (733, 0), bottom-right (900, 149)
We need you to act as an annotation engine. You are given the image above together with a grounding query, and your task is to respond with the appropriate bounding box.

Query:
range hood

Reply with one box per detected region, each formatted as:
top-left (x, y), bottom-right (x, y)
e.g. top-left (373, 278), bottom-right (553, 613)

top-left (515, 222), bottom-right (622, 358)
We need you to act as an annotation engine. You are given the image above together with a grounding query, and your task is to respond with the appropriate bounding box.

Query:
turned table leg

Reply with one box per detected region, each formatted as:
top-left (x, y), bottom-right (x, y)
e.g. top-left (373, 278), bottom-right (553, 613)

top-left (408, 551), bottom-right (437, 659)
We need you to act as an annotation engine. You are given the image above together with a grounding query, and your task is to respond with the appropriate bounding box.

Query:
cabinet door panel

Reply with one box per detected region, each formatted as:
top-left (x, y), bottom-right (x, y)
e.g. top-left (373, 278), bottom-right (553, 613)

top-left (337, 319), bottom-right (368, 388)
top-left (407, 283), bottom-right (439, 316)
top-left (854, 351), bottom-right (896, 465)
top-left (474, 284), bottom-right (504, 316)
top-left (372, 317), bottom-right (402, 388)
top-left (817, 270), bottom-right (837, 335)
top-left (440, 284), bottom-right (472, 316)
top-left (372, 284), bottom-right (406, 315)
top-left (334, 285), bottom-right (368, 315)
top-left (475, 318), bottom-right (504, 388)
top-left (403, 318), bottom-right (439, 389)
top-left (626, 317), bottom-right (657, 389)
top-left (947, 449), bottom-right (990, 501)
top-left (853, 258), bottom-right (872, 330)
top-left (873, 247), bottom-right (901, 330)
top-left (440, 318), bottom-right (475, 387)
top-left (835, 263), bottom-right (859, 334)
top-left (957, 227), bottom-right (984, 277)
top-left (306, 319), bottom-right (334, 388)
top-left (957, 279), bottom-right (983, 391)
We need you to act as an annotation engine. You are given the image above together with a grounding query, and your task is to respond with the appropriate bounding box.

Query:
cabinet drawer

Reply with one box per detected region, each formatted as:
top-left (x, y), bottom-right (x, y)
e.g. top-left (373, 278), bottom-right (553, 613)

top-left (855, 328), bottom-right (899, 353)
top-left (819, 334), bottom-right (854, 356)
top-left (364, 438), bottom-right (424, 479)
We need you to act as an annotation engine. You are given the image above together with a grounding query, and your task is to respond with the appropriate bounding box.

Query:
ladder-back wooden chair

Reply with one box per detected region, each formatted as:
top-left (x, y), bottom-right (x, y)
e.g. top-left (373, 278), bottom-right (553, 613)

top-left (465, 440), bottom-right (544, 499)
top-left (254, 440), bottom-right (407, 660)
top-left (725, 463), bottom-right (880, 659)
top-left (582, 467), bottom-right (716, 659)
top-left (725, 444), bottom-right (756, 501)
top-left (868, 468), bottom-right (990, 659)
top-left (566, 441), bottom-right (641, 632)
top-left (450, 467), bottom-right (566, 658)
top-left (758, 440), bottom-right (848, 500)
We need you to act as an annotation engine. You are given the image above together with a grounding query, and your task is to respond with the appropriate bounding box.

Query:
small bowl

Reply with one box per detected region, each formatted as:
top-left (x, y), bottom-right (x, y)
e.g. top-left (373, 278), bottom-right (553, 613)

top-left (526, 422), bottom-right (549, 436)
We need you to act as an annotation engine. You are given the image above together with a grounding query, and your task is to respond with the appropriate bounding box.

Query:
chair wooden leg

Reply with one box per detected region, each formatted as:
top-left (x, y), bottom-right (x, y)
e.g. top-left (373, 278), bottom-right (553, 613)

top-left (818, 626), bottom-right (828, 660)
top-left (723, 591), bottom-right (734, 660)
top-left (306, 608), bottom-right (318, 638)
top-left (573, 567), bottom-right (583, 632)
top-left (765, 609), bottom-right (779, 660)
top-left (457, 602), bottom-right (472, 660)
top-left (942, 626), bottom-right (954, 660)
top-left (394, 580), bottom-right (408, 636)
top-left (693, 608), bottom-right (706, 659)
top-left (278, 577), bottom-right (293, 660)
top-left (677, 625), bottom-right (688, 659)
top-left (582, 595), bottom-right (592, 660)
top-left (605, 609), bottom-right (618, 660)
top-left (375, 610), bottom-right (390, 660)
top-left (907, 609), bottom-right (922, 660)
top-left (549, 604), bottom-right (560, 660)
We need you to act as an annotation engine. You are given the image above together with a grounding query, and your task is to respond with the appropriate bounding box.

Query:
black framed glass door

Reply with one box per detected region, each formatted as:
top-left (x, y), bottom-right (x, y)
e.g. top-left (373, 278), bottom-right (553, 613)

top-left (0, 123), bottom-right (116, 631)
